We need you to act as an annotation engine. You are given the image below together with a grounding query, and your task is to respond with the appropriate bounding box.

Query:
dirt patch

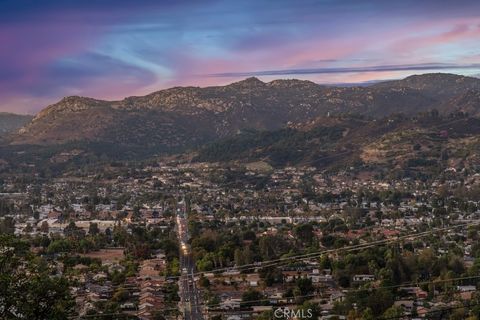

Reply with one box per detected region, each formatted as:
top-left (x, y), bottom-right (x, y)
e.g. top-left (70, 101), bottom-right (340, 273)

top-left (81, 248), bottom-right (125, 263)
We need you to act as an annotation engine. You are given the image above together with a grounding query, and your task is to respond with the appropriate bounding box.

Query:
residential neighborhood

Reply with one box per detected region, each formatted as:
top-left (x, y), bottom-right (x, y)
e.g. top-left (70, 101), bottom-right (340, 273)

top-left (3, 160), bottom-right (480, 319)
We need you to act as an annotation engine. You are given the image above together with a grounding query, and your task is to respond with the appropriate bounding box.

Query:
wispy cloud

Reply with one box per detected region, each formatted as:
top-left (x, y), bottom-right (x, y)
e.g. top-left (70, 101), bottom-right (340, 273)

top-left (206, 63), bottom-right (480, 77)
top-left (2, 0), bottom-right (480, 113)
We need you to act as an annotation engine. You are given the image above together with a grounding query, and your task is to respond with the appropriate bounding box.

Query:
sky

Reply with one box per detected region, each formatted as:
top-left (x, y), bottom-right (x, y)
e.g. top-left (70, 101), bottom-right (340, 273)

top-left (1, 0), bottom-right (480, 114)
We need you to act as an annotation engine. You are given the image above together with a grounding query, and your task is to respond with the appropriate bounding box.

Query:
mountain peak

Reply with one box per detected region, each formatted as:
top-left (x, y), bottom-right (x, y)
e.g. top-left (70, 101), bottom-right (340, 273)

top-left (229, 77), bottom-right (265, 88)
top-left (403, 72), bottom-right (469, 82)
top-left (32, 96), bottom-right (108, 123)
top-left (59, 95), bottom-right (105, 104)
top-left (267, 79), bottom-right (318, 88)
top-left (373, 73), bottom-right (480, 98)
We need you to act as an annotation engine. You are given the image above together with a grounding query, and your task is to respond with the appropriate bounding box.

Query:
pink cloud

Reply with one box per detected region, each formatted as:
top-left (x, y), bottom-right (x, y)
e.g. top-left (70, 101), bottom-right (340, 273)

top-left (390, 23), bottom-right (480, 55)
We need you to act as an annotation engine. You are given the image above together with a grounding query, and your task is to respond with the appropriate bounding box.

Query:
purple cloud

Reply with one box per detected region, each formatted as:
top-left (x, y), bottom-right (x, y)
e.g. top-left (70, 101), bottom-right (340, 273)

top-left (1, 0), bottom-right (480, 113)
top-left (207, 63), bottom-right (480, 77)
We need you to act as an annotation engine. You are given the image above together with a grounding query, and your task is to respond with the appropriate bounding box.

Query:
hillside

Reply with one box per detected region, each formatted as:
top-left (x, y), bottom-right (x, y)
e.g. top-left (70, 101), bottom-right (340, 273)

top-left (373, 73), bottom-right (480, 99)
top-left (0, 113), bottom-right (33, 135)
top-left (9, 73), bottom-right (480, 153)
top-left (194, 113), bottom-right (480, 177)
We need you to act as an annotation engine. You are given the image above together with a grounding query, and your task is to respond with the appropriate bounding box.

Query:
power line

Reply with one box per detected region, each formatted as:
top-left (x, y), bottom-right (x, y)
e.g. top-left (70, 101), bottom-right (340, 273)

top-left (380, 300), bottom-right (480, 320)
top-left (70, 221), bottom-right (478, 283)
top-left (187, 221), bottom-right (477, 278)
top-left (67, 221), bottom-right (480, 318)
top-left (183, 275), bottom-right (480, 311)
top-left (71, 276), bottom-right (480, 318)
top-left (69, 221), bottom-right (480, 318)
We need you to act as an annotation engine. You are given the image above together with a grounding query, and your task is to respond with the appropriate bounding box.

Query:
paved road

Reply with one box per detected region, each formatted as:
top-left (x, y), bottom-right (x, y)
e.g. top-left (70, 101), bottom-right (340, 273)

top-left (177, 206), bottom-right (204, 320)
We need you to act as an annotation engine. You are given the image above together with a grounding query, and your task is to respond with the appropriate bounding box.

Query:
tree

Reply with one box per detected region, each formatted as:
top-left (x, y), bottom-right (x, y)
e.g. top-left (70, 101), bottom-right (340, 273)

top-left (88, 222), bottom-right (100, 235)
top-left (243, 247), bottom-right (253, 265)
top-left (47, 239), bottom-right (72, 254)
top-left (40, 221), bottom-right (49, 233)
top-left (365, 289), bottom-right (394, 316)
top-left (260, 266), bottom-right (283, 286)
top-left (0, 235), bottom-right (74, 319)
top-left (449, 307), bottom-right (467, 320)
top-left (296, 278), bottom-right (314, 296)
top-left (259, 235), bottom-right (289, 261)
top-left (256, 310), bottom-right (273, 320)
top-left (294, 278), bottom-right (314, 303)
top-left (196, 254), bottom-right (214, 271)
top-left (152, 311), bottom-right (166, 320)
top-left (241, 289), bottom-right (263, 307)
top-left (0, 217), bottom-right (15, 234)
top-left (111, 288), bottom-right (129, 302)
top-left (113, 225), bottom-right (129, 246)
top-left (198, 275), bottom-right (210, 288)
top-left (361, 308), bottom-right (375, 320)
top-left (64, 221), bottom-right (85, 239)
top-left (383, 305), bottom-right (404, 318)
top-left (295, 223), bottom-right (315, 244)
top-left (319, 254), bottom-right (332, 269)
top-left (234, 248), bottom-right (244, 266)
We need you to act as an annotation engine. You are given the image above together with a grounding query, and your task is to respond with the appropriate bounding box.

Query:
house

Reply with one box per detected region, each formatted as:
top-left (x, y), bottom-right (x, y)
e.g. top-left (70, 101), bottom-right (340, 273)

top-left (457, 285), bottom-right (476, 292)
top-left (394, 300), bottom-right (414, 313)
top-left (309, 272), bottom-right (333, 284)
top-left (282, 271), bottom-right (308, 283)
top-left (48, 209), bottom-right (62, 219)
top-left (220, 298), bottom-right (242, 310)
top-left (246, 274), bottom-right (260, 287)
top-left (93, 272), bottom-right (108, 281)
top-left (330, 291), bottom-right (346, 303)
top-left (415, 288), bottom-right (428, 299)
top-left (401, 286), bottom-right (428, 299)
top-left (457, 285), bottom-right (476, 300)
top-left (353, 274), bottom-right (375, 282)
top-left (120, 302), bottom-right (136, 310)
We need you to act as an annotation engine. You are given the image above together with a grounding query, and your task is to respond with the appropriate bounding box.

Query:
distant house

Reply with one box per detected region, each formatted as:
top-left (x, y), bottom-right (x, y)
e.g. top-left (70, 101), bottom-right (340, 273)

top-left (353, 274), bottom-right (375, 282)
top-left (400, 286), bottom-right (428, 299)
top-left (309, 273), bottom-right (333, 284)
top-left (120, 302), bottom-right (136, 310)
top-left (330, 291), bottom-right (346, 303)
top-left (394, 300), bottom-right (414, 313)
top-left (246, 274), bottom-right (260, 287)
top-left (282, 271), bottom-right (308, 283)
top-left (416, 288), bottom-right (428, 299)
top-left (457, 285), bottom-right (476, 292)
top-left (48, 209), bottom-right (62, 219)
top-left (220, 298), bottom-right (241, 310)
top-left (93, 272), bottom-right (108, 281)
top-left (457, 285), bottom-right (476, 300)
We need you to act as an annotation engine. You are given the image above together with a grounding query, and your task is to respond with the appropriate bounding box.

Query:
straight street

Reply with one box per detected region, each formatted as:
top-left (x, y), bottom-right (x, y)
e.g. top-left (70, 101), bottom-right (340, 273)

top-left (176, 201), bottom-right (204, 320)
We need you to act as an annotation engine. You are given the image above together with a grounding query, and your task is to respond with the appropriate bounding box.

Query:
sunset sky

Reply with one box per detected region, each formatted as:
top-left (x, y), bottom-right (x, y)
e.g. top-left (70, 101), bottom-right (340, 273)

top-left (1, 0), bottom-right (480, 114)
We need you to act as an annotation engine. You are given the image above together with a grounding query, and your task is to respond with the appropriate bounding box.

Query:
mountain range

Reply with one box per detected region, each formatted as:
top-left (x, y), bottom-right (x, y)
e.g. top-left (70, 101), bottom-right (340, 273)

top-left (1, 73), bottom-right (480, 173)
top-left (9, 73), bottom-right (480, 148)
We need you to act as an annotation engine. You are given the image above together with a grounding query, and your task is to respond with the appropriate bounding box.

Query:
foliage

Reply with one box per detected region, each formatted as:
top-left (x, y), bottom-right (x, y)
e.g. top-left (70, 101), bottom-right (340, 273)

top-left (0, 234), bottom-right (75, 319)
